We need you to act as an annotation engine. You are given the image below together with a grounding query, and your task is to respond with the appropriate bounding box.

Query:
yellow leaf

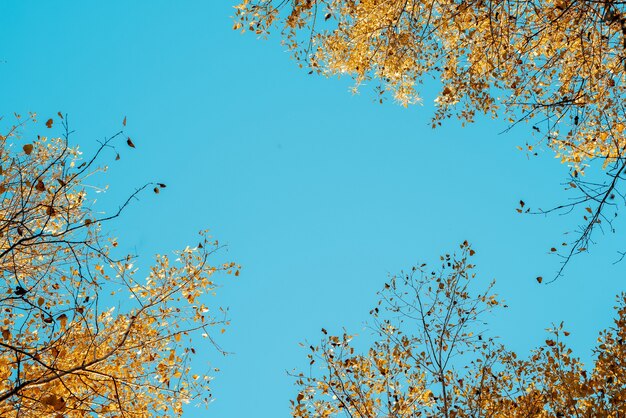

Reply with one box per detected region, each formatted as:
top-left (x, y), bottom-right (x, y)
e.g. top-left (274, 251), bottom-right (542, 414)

top-left (422, 390), bottom-right (432, 402)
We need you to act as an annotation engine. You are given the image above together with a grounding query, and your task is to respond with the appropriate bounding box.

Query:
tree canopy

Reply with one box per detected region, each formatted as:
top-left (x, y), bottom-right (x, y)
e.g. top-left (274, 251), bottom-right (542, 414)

top-left (3, 3), bottom-right (626, 416)
top-left (236, 0), bottom-right (625, 166)
top-left (0, 114), bottom-right (237, 417)
top-left (292, 243), bottom-right (626, 417)
top-left (235, 0), bottom-right (626, 273)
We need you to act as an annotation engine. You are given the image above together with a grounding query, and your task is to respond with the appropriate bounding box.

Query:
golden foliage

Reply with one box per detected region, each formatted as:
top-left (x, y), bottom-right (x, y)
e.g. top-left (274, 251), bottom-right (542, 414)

top-left (292, 242), bottom-right (626, 417)
top-left (235, 0), bottom-right (626, 169)
top-left (0, 114), bottom-right (237, 417)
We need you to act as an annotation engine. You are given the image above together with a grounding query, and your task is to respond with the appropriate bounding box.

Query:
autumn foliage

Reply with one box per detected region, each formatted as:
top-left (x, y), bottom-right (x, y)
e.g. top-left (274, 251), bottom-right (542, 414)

top-left (235, 0), bottom-right (626, 272)
top-left (0, 114), bottom-right (236, 417)
top-left (236, 0), bottom-right (626, 166)
top-left (292, 243), bottom-right (626, 417)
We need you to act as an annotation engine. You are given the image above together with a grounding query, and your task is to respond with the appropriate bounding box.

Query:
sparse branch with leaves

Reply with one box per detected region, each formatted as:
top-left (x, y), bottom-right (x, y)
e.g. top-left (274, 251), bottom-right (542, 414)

top-left (291, 242), bottom-right (626, 417)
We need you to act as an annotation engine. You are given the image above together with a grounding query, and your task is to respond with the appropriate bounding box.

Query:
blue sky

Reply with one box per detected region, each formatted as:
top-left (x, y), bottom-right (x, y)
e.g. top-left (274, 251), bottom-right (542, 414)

top-left (1, 1), bottom-right (625, 416)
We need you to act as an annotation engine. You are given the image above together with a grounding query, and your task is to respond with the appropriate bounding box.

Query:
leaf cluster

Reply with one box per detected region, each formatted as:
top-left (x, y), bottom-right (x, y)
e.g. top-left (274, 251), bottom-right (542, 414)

top-left (0, 115), bottom-right (237, 417)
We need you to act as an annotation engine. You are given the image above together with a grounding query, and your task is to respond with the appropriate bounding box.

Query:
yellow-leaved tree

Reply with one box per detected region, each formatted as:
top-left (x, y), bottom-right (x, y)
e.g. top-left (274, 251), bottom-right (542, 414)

top-left (0, 114), bottom-right (237, 417)
top-left (235, 0), bottom-right (626, 276)
top-left (292, 242), bottom-right (626, 417)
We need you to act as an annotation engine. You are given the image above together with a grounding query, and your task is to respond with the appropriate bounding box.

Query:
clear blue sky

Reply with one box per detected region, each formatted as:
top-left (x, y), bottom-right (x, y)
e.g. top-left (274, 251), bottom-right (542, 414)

top-left (1, 1), bottom-right (624, 416)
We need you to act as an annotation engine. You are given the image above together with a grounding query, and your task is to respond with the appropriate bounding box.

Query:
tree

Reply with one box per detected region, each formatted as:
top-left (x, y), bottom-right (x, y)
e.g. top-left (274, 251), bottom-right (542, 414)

top-left (291, 242), bottom-right (626, 417)
top-left (234, 0), bottom-right (626, 277)
top-left (0, 113), bottom-right (237, 417)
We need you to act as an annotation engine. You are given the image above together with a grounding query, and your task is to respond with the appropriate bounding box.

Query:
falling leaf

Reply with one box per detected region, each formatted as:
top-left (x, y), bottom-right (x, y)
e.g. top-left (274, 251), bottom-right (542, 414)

top-left (127, 138), bottom-right (135, 148)
top-left (153, 187), bottom-right (160, 194)
top-left (23, 144), bottom-right (33, 155)
top-left (45, 118), bottom-right (53, 128)
top-left (123, 116), bottom-right (127, 127)
top-left (536, 276), bottom-right (543, 283)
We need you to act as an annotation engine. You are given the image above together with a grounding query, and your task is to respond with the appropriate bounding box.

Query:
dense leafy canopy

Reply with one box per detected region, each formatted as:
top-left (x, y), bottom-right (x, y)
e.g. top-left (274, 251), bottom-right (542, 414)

top-left (236, 0), bottom-right (626, 168)
top-left (235, 0), bottom-right (626, 275)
